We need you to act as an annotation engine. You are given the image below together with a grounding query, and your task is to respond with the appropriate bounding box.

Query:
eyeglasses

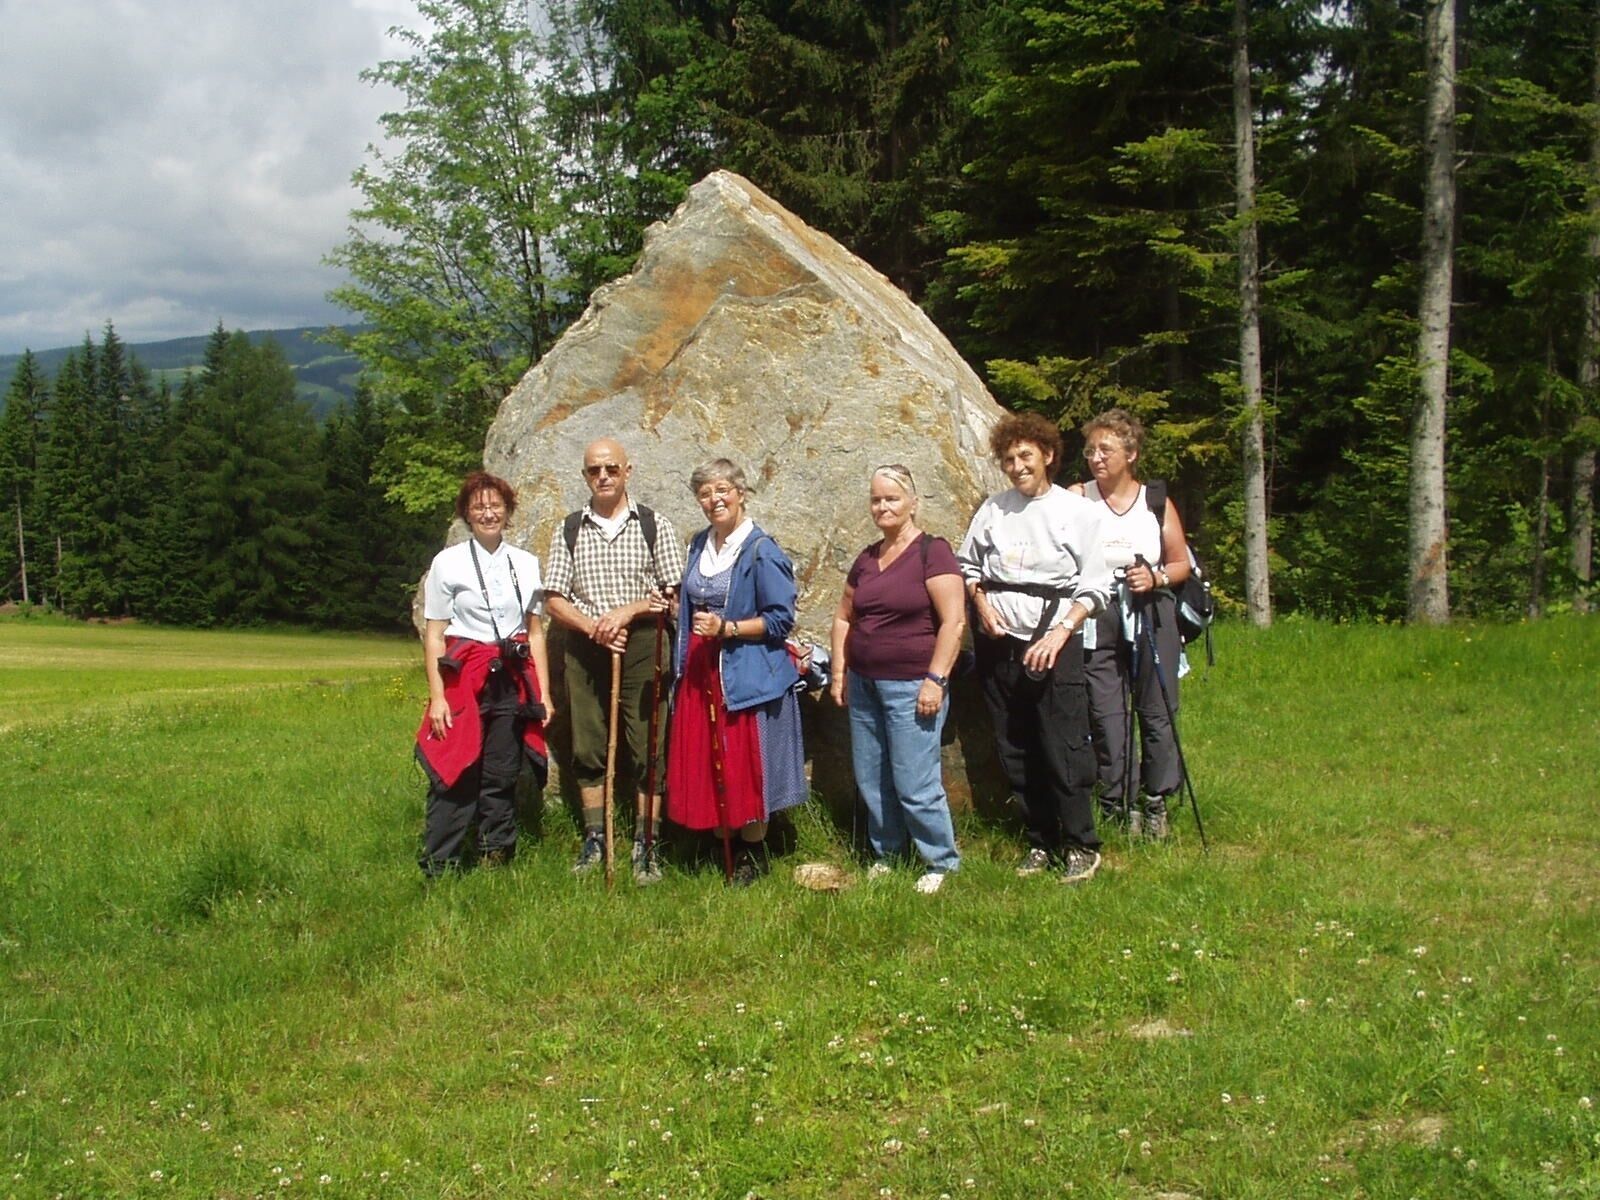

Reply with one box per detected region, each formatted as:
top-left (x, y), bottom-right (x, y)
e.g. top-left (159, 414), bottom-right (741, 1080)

top-left (470, 502), bottom-right (506, 515)
top-left (584, 463), bottom-right (623, 479)
top-left (1083, 445), bottom-right (1123, 461)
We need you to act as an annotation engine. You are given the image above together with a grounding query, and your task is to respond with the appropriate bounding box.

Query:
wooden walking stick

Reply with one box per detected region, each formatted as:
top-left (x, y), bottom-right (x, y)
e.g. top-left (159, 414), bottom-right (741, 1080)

top-left (706, 690), bottom-right (736, 883)
top-left (603, 649), bottom-right (622, 889)
top-left (642, 608), bottom-right (668, 857)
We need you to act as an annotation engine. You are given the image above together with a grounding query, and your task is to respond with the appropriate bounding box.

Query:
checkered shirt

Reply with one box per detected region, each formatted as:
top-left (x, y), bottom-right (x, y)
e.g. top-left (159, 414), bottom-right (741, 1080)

top-left (543, 499), bottom-right (687, 620)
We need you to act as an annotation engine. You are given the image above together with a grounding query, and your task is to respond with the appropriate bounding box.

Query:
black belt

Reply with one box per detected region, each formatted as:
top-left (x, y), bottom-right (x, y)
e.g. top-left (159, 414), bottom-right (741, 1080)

top-left (981, 580), bottom-right (1070, 642)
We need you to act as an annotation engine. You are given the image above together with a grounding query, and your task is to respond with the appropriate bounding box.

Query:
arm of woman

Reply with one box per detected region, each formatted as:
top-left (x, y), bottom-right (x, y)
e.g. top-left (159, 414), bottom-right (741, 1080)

top-left (1157, 496), bottom-right (1191, 588)
top-left (829, 583), bottom-right (855, 707)
top-left (423, 619), bottom-right (451, 737)
top-left (525, 610), bottom-right (555, 725)
top-left (726, 539), bottom-right (797, 643)
top-left (917, 573), bottom-right (967, 717)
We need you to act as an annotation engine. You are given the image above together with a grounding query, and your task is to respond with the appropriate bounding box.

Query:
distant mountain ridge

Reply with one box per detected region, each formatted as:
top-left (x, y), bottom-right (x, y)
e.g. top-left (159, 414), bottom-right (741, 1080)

top-left (0, 325), bottom-right (365, 418)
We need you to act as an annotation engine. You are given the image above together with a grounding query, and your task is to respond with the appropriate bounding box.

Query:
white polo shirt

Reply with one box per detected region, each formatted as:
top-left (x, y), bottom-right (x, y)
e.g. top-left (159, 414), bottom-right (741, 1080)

top-left (424, 538), bottom-right (544, 643)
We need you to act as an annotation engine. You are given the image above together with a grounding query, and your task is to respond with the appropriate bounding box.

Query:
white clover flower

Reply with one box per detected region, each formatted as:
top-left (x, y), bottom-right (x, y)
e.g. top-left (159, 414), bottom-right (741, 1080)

top-left (1221, 1093), bottom-right (1232, 1104)
top-left (881, 1138), bottom-right (902, 1153)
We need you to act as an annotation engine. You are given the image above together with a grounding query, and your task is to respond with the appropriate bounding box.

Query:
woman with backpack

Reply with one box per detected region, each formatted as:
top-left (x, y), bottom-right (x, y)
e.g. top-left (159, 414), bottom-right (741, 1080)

top-left (666, 458), bottom-right (807, 886)
top-left (1072, 409), bottom-right (1191, 840)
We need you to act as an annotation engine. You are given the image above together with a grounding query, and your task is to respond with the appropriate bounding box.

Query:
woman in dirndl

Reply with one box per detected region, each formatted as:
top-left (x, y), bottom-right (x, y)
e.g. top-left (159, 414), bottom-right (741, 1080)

top-left (666, 458), bottom-right (806, 885)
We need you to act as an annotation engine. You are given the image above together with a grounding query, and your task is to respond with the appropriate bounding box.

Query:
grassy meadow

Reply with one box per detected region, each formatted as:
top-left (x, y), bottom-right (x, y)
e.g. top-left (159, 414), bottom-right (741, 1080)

top-left (0, 615), bottom-right (1596, 1199)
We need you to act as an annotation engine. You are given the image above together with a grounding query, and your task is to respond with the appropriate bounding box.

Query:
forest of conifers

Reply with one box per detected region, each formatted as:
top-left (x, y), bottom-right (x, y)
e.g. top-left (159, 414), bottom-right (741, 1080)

top-left (1, 0), bottom-right (1595, 628)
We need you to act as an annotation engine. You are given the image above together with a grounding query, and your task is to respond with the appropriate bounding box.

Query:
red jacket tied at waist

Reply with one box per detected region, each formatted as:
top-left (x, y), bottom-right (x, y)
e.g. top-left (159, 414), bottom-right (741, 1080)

top-left (415, 637), bottom-right (548, 790)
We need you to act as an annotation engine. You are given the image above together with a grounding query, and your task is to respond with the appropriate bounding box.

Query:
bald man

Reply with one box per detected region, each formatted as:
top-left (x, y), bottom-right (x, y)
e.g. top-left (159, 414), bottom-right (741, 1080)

top-left (545, 439), bottom-right (686, 883)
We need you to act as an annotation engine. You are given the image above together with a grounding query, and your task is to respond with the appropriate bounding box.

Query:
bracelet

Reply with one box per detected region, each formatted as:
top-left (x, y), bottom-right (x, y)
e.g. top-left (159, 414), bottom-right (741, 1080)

top-left (718, 616), bottom-right (728, 639)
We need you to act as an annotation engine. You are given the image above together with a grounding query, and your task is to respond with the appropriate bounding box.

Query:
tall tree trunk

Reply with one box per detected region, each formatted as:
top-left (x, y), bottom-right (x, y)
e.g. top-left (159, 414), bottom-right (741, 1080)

top-left (1234, 0), bottom-right (1270, 627)
top-left (1575, 3), bottom-right (1600, 614)
top-left (13, 494), bottom-right (27, 606)
top-left (1408, 0), bottom-right (1455, 624)
top-left (1531, 336), bottom-right (1553, 618)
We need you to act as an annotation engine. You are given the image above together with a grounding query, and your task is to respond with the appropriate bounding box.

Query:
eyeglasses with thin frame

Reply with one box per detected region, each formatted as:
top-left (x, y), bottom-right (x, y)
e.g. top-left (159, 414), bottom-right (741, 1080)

top-left (584, 463), bottom-right (623, 479)
top-left (470, 501), bottom-right (506, 514)
top-left (1083, 444), bottom-right (1123, 461)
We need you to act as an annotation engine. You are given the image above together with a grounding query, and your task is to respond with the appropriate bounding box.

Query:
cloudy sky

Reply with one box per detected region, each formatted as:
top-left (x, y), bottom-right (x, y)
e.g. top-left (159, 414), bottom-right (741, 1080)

top-left (0, 0), bottom-right (425, 354)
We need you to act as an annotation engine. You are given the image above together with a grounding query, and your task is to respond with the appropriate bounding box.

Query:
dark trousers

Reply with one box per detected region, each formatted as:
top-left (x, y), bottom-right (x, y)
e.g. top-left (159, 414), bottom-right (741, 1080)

top-left (564, 621), bottom-right (671, 792)
top-left (1084, 590), bottom-right (1182, 808)
top-left (422, 686), bottom-right (524, 874)
top-left (975, 630), bottom-right (1100, 854)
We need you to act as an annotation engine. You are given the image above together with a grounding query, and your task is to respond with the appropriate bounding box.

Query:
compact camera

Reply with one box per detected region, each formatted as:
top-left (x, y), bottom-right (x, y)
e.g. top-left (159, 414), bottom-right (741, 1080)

top-left (498, 638), bottom-right (531, 662)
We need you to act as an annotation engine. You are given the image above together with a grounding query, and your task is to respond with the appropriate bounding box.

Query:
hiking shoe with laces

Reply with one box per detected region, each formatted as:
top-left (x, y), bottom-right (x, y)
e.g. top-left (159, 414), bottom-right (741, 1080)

top-left (1141, 797), bottom-right (1170, 842)
top-left (631, 839), bottom-right (663, 886)
top-left (1059, 846), bottom-right (1102, 885)
top-left (1015, 847), bottom-right (1052, 876)
top-left (572, 830), bottom-right (605, 875)
top-left (914, 870), bottom-right (947, 895)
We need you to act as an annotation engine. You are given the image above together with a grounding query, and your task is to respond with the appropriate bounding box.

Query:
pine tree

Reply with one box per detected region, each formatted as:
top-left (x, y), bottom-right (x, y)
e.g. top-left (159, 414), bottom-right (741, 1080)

top-left (0, 352), bottom-right (50, 604)
top-left (171, 330), bottom-right (324, 624)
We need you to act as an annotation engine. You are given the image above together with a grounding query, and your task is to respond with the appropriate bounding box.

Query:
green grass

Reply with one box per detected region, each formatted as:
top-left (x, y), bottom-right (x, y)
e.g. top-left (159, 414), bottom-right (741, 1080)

top-left (0, 617), bottom-right (1596, 1199)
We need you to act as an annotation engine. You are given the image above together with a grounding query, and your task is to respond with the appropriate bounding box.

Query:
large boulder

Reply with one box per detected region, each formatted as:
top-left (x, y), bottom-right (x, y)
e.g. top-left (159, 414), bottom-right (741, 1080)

top-left (481, 169), bottom-right (1013, 814)
top-left (485, 169), bottom-right (1005, 636)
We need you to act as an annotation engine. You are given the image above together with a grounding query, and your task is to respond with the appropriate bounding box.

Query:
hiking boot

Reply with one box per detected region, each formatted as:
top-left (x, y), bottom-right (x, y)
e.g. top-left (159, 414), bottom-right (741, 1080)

top-left (1141, 796), bottom-right (1170, 842)
top-left (1127, 808), bottom-right (1145, 839)
top-left (480, 846), bottom-right (514, 869)
top-left (631, 838), bottom-right (663, 886)
top-left (729, 842), bottom-right (767, 888)
top-left (1059, 846), bottom-right (1102, 885)
top-left (914, 870), bottom-right (947, 895)
top-left (1016, 847), bottom-right (1052, 876)
top-left (572, 830), bottom-right (605, 875)
top-left (866, 861), bottom-right (893, 882)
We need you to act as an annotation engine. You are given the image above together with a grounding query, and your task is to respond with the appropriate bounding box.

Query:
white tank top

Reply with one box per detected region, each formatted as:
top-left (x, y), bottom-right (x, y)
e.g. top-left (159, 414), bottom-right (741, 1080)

top-left (1085, 480), bottom-right (1162, 571)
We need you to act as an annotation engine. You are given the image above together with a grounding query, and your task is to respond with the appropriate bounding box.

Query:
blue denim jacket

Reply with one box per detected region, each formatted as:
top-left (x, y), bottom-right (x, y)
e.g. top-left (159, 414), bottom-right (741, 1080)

top-left (675, 524), bottom-right (800, 711)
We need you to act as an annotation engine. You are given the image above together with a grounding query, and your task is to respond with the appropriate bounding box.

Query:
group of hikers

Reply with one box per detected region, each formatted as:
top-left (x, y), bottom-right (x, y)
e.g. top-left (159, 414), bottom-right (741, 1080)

top-left (415, 407), bottom-right (1195, 892)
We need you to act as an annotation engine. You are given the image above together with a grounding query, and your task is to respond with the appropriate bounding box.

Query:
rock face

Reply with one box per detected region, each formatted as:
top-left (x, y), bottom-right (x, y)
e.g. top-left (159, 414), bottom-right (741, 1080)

top-left (481, 169), bottom-right (1013, 814)
top-left (485, 169), bottom-right (1006, 640)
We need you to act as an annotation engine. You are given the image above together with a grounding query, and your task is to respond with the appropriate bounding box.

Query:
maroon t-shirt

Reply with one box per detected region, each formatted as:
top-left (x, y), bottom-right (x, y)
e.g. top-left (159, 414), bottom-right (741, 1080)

top-left (845, 534), bottom-right (961, 680)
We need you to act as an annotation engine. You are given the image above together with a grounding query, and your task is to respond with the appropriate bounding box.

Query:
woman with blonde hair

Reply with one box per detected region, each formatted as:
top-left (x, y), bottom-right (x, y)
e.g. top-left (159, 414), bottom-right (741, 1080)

top-left (1072, 408), bottom-right (1191, 839)
top-left (829, 465), bottom-right (966, 893)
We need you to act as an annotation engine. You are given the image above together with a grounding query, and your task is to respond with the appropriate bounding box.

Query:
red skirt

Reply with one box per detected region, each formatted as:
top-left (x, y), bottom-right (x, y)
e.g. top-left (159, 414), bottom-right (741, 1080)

top-left (666, 631), bottom-right (766, 830)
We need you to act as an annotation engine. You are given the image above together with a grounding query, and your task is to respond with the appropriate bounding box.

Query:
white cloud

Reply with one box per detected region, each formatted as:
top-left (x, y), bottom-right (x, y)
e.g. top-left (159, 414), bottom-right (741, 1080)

top-left (0, 0), bottom-right (423, 352)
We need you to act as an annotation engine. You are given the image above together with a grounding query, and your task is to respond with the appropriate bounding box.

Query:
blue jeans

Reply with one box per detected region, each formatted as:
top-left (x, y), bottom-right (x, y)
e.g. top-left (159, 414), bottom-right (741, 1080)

top-left (847, 672), bottom-right (960, 872)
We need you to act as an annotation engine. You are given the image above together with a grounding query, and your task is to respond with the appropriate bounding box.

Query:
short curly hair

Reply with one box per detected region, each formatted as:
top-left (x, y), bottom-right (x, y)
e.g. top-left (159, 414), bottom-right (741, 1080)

top-left (454, 470), bottom-right (518, 522)
top-left (989, 412), bottom-right (1064, 479)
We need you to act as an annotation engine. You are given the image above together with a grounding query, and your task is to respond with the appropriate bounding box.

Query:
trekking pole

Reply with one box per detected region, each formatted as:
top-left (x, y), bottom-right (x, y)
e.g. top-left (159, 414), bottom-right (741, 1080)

top-left (642, 608), bottom-right (667, 857)
top-left (603, 650), bottom-right (622, 888)
top-left (1118, 577), bottom-right (1137, 827)
top-left (706, 687), bottom-right (736, 884)
top-left (1138, 599), bottom-right (1208, 853)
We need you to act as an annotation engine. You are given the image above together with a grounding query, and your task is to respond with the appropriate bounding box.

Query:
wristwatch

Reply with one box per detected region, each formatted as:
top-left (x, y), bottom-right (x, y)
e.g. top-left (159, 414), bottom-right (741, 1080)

top-left (924, 672), bottom-right (949, 689)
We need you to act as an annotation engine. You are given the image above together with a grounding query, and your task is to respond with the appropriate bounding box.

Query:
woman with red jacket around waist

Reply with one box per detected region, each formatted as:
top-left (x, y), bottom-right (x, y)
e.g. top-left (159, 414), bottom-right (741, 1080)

top-left (416, 471), bottom-right (554, 876)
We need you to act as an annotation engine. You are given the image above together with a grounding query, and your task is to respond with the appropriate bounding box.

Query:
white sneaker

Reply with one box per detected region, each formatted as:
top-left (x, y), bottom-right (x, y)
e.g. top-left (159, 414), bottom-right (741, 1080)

top-left (914, 870), bottom-right (946, 895)
top-left (866, 861), bottom-right (893, 881)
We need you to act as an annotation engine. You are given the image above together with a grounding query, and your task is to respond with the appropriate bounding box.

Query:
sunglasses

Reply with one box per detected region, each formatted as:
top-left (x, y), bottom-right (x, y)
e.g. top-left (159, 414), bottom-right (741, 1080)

top-left (584, 463), bottom-right (623, 479)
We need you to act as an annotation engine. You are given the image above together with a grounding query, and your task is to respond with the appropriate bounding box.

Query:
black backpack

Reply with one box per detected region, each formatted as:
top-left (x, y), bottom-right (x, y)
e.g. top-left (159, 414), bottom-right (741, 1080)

top-left (1144, 481), bottom-right (1215, 666)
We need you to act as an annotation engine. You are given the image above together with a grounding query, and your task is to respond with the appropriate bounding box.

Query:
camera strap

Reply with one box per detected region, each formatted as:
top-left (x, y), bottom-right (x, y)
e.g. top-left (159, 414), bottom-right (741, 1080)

top-left (468, 538), bottom-right (526, 644)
